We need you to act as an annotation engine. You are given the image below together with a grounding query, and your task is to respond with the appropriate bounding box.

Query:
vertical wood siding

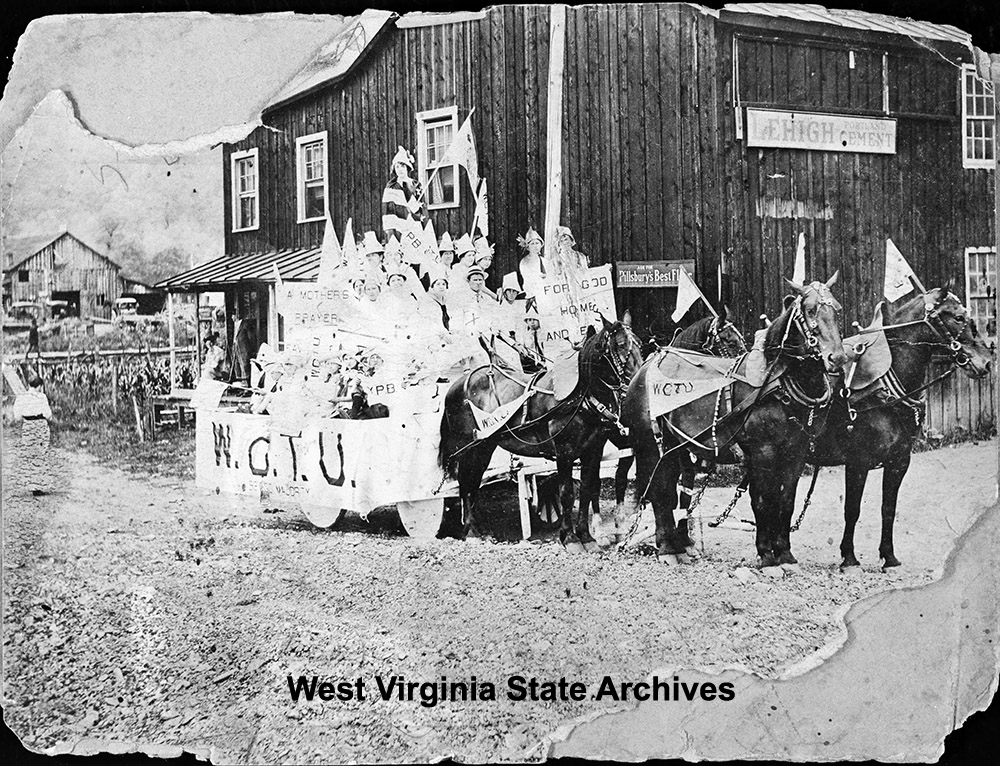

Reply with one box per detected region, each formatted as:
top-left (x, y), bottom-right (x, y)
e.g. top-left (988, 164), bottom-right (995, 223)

top-left (9, 234), bottom-right (124, 319)
top-left (718, 25), bottom-right (995, 432)
top-left (219, 7), bottom-right (994, 433)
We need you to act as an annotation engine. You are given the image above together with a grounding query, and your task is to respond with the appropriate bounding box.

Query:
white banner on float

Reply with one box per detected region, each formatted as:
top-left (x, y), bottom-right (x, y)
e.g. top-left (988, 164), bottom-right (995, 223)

top-left (195, 410), bottom-right (458, 526)
top-left (534, 264), bottom-right (617, 345)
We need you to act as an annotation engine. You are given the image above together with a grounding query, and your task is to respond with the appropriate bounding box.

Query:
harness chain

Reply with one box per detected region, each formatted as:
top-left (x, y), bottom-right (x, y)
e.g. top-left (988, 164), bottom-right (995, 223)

top-left (790, 463), bottom-right (821, 533)
top-left (708, 473), bottom-right (750, 528)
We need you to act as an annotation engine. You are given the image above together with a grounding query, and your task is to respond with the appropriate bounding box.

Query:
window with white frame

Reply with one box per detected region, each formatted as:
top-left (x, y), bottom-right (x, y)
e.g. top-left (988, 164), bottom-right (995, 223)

top-left (962, 64), bottom-right (996, 169)
top-left (965, 246), bottom-right (996, 339)
top-left (296, 132), bottom-right (328, 222)
top-left (231, 148), bottom-right (259, 232)
top-left (416, 106), bottom-right (459, 209)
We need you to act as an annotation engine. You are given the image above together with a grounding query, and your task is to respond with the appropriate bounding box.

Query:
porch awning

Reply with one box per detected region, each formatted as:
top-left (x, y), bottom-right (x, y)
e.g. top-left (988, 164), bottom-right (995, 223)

top-left (154, 247), bottom-right (321, 291)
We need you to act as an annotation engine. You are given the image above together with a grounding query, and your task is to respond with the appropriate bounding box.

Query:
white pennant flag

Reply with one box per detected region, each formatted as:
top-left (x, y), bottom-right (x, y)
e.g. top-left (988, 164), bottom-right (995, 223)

top-left (471, 178), bottom-right (489, 237)
top-left (272, 262), bottom-right (284, 294)
top-left (884, 238), bottom-right (918, 302)
top-left (672, 267), bottom-right (702, 322)
top-left (792, 232), bottom-right (806, 284)
top-left (341, 218), bottom-right (361, 272)
top-left (439, 108), bottom-right (480, 193)
top-left (317, 214), bottom-right (342, 289)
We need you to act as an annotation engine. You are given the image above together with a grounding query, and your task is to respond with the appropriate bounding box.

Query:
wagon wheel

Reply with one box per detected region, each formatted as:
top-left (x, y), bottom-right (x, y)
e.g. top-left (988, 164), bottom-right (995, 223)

top-left (531, 474), bottom-right (577, 532)
top-left (396, 499), bottom-right (445, 539)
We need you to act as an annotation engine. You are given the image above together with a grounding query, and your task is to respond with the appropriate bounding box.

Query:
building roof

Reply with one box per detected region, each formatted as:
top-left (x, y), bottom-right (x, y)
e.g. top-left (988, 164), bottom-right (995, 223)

top-left (721, 3), bottom-right (973, 48)
top-left (154, 248), bottom-right (322, 292)
top-left (2, 230), bottom-right (125, 275)
top-left (265, 10), bottom-right (397, 113)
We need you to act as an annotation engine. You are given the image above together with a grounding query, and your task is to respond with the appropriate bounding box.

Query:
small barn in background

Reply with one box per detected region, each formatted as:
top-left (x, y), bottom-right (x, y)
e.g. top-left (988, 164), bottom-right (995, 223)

top-left (2, 231), bottom-right (154, 320)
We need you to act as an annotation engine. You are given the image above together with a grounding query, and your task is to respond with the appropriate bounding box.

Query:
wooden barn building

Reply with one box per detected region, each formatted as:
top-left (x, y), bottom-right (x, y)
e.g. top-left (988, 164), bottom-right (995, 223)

top-left (159, 3), bottom-right (997, 432)
top-left (2, 231), bottom-right (153, 321)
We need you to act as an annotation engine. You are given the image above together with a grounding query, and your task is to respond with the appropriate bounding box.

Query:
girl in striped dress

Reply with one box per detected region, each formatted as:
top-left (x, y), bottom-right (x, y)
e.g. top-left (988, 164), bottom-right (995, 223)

top-left (381, 146), bottom-right (427, 240)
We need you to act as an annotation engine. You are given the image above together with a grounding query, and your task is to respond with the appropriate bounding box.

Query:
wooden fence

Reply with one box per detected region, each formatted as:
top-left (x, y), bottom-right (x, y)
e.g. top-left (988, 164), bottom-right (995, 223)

top-left (924, 363), bottom-right (996, 437)
top-left (4, 347), bottom-right (199, 431)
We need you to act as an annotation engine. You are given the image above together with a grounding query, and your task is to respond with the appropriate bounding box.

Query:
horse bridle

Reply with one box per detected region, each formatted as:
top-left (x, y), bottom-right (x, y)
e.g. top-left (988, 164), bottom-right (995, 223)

top-left (924, 293), bottom-right (974, 367)
top-left (702, 317), bottom-right (747, 358)
top-left (781, 286), bottom-right (842, 361)
top-left (597, 325), bottom-right (638, 390)
top-left (865, 292), bottom-right (975, 367)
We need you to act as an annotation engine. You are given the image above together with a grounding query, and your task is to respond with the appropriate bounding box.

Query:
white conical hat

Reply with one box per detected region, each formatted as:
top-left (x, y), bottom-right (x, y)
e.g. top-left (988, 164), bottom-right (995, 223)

top-left (391, 146), bottom-right (415, 168)
top-left (519, 226), bottom-right (543, 248)
top-left (473, 236), bottom-right (494, 259)
top-left (556, 225), bottom-right (575, 244)
top-left (385, 233), bottom-right (402, 257)
top-left (455, 233), bottom-right (475, 256)
top-left (362, 231), bottom-right (384, 255)
top-left (438, 231), bottom-right (455, 252)
top-left (501, 272), bottom-right (522, 294)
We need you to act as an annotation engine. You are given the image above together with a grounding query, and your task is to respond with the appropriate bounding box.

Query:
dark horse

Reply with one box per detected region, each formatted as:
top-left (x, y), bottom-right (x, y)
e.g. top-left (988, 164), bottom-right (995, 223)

top-left (622, 274), bottom-right (848, 566)
top-left (604, 309), bottom-right (747, 546)
top-left (438, 318), bottom-right (642, 551)
top-left (809, 287), bottom-right (992, 569)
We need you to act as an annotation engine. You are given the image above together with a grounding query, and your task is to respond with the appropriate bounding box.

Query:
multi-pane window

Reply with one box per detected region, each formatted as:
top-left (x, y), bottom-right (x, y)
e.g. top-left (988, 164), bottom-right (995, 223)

top-left (417, 107), bottom-right (458, 209)
top-left (296, 132), bottom-right (328, 222)
top-left (962, 65), bottom-right (996, 169)
top-left (965, 247), bottom-right (996, 339)
top-left (231, 148), bottom-right (259, 231)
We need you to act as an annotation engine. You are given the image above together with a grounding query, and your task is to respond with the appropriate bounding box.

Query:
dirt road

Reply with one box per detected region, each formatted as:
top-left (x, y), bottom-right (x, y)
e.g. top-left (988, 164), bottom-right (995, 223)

top-left (2, 433), bottom-right (995, 763)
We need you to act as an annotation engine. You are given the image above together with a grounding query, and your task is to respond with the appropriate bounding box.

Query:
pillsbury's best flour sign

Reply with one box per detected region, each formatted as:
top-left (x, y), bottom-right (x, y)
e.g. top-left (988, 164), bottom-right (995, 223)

top-left (746, 108), bottom-right (897, 154)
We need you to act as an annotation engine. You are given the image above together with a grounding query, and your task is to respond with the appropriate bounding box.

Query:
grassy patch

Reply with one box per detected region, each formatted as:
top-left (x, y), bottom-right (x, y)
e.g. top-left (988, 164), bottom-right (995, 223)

top-left (51, 419), bottom-right (195, 482)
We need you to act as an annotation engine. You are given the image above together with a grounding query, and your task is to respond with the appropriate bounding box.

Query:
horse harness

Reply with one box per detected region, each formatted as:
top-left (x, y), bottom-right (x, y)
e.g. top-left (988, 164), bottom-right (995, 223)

top-left (840, 292), bottom-right (973, 430)
top-left (639, 293), bottom-right (841, 502)
top-left (455, 327), bottom-right (636, 459)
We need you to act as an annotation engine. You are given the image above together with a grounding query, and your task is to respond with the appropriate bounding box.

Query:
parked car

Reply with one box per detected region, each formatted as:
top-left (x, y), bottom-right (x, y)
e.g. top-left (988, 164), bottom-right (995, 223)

top-left (112, 297), bottom-right (140, 323)
top-left (2, 302), bottom-right (41, 333)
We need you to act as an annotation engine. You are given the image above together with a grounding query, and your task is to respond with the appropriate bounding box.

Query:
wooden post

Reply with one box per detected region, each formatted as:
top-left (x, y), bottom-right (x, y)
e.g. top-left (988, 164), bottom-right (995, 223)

top-left (132, 394), bottom-right (144, 441)
top-left (267, 283), bottom-right (278, 349)
top-left (516, 469), bottom-right (532, 541)
top-left (195, 290), bottom-right (203, 382)
top-left (542, 4), bottom-right (568, 258)
top-left (111, 362), bottom-right (118, 416)
top-left (167, 292), bottom-right (177, 394)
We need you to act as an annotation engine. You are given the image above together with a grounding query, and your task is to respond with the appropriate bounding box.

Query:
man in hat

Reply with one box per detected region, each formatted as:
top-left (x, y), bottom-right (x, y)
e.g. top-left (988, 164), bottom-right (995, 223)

top-left (453, 264), bottom-right (500, 362)
top-left (382, 146), bottom-right (426, 240)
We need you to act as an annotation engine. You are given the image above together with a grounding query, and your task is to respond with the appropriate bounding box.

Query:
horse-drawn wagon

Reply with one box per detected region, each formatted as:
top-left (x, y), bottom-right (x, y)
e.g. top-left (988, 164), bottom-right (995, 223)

top-left (193, 376), bottom-right (630, 540)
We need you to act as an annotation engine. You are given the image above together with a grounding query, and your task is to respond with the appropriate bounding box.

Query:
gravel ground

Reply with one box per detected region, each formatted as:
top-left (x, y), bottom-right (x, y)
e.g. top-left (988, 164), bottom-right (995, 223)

top-left (2, 427), bottom-right (995, 763)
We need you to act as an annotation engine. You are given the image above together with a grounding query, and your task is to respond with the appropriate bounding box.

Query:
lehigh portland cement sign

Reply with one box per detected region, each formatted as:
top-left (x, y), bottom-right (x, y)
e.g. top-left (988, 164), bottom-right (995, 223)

top-left (745, 108), bottom-right (897, 154)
